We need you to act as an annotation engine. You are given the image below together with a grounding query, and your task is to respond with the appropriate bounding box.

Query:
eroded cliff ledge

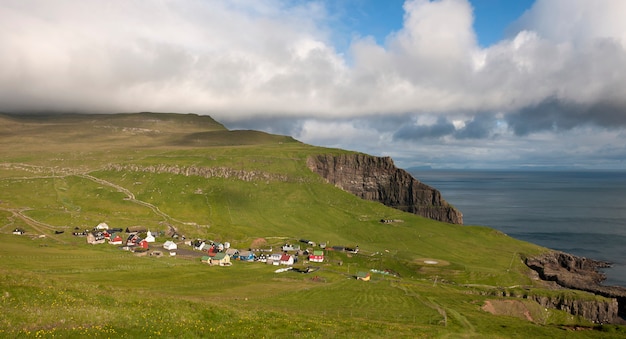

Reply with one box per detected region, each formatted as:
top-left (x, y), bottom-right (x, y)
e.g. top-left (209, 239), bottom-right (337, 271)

top-left (526, 251), bottom-right (626, 323)
top-left (306, 154), bottom-right (463, 224)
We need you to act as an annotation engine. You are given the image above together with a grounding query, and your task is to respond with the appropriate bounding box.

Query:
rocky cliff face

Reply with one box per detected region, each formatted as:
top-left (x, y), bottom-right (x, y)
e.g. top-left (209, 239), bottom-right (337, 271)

top-left (306, 154), bottom-right (463, 224)
top-left (526, 251), bottom-right (626, 323)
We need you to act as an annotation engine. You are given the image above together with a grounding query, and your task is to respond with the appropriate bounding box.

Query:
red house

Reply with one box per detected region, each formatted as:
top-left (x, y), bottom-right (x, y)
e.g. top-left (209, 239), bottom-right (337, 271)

top-left (138, 239), bottom-right (149, 249)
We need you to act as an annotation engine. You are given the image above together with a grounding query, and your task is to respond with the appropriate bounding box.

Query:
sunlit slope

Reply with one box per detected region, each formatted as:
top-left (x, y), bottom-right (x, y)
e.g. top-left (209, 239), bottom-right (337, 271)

top-left (1, 112), bottom-right (620, 337)
top-left (0, 112), bottom-right (544, 287)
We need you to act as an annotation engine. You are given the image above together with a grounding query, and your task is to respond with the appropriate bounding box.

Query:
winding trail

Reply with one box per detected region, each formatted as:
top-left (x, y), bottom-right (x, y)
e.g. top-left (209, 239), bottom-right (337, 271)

top-left (76, 173), bottom-right (206, 227)
top-left (0, 207), bottom-right (67, 244)
top-left (0, 163), bottom-right (208, 236)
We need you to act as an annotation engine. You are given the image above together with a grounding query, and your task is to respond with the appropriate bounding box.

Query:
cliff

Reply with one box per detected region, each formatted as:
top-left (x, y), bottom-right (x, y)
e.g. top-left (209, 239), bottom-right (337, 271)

top-left (526, 251), bottom-right (626, 323)
top-left (306, 154), bottom-right (463, 224)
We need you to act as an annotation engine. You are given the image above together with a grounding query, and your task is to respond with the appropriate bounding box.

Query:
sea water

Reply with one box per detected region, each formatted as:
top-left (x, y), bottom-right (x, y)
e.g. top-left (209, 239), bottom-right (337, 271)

top-left (410, 169), bottom-right (626, 287)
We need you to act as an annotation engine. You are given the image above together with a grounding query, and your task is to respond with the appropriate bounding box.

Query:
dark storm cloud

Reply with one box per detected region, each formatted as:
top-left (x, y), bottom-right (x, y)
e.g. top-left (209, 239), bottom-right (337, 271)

top-left (393, 117), bottom-right (455, 140)
top-left (507, 98), bottom-right (626, 136)
top-left (454, 114), bottom-right (498, 139)
top-left (392, 114), bottom-right (498, 141)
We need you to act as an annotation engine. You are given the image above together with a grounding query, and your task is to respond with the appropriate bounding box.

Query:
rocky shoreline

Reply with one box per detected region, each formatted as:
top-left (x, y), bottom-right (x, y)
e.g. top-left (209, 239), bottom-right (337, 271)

top-left (526, 250), bottom-right (626, 324)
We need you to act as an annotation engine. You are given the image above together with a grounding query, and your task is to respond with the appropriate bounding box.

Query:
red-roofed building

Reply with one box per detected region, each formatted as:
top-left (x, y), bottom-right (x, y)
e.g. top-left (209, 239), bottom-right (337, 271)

top-left (280, 254), bottom-right (294, 266)
top-left (309, 250), bottom-right (324, 263)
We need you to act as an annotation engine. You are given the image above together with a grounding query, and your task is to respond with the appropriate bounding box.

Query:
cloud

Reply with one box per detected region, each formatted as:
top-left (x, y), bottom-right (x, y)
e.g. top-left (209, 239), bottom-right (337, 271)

top-left (2, 0), bottom-right (626, 168)
top-left (393, 117), bottom-right (456, 140)
top-left (507, 97), bottom-right (626, 136)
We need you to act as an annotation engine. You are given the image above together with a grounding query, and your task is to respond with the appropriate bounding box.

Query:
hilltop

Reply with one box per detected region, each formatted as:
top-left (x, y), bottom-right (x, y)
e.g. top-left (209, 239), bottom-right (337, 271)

top-left (0, 112), bottom-right (624, 337)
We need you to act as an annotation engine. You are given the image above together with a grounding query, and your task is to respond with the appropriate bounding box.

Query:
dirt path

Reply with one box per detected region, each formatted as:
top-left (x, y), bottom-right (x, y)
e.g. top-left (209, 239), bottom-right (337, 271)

top-left (0, 207), bottom-right (67, 244)
top-left (77, 173), bottom-right (206, 228)
top-left (1, 162), bottom-right (208, 232)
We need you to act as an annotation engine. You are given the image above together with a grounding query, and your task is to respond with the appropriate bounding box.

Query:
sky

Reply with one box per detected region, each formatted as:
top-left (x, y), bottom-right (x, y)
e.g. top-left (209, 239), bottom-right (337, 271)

top-left (2, 0), bottom-right (626, 170)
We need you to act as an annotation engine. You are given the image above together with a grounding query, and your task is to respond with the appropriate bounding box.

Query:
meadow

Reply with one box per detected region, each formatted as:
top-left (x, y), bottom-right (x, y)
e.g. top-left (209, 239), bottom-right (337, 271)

top-left (0, 112), bottom-right (624, 338)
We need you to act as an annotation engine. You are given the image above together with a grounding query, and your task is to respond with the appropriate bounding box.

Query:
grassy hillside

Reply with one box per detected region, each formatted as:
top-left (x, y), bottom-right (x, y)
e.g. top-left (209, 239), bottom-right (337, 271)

top-left (0, 112), bottom-right (623, 338)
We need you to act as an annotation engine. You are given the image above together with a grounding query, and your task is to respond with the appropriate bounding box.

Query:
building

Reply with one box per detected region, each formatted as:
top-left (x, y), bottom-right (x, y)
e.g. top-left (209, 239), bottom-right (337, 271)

top-left (87, 232), bottom-right (106, 245)
top-left (356, 271), bottom-right (371, 281)
top-left (210, 252), bottom-right (231, 266)
top-left (279, 254), bottom-right (295, 266)
top-left (95, 222), bottom-right (109, 230)
top-left (109, 234), bottom-right (123, 245)
top-left (309, 250), bottom-right (324, 263)
top-left (163, 240), bottom-right (178, 250)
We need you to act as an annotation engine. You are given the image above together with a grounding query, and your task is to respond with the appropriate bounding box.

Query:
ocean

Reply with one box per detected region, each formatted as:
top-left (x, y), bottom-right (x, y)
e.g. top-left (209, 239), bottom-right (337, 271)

top-left (409, 169), bottom-right (626, 287)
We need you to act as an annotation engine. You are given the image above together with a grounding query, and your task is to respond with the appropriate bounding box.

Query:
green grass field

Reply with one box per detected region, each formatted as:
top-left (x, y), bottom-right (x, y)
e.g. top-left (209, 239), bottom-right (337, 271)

top-left (0, 112), bottom-right (624, 338)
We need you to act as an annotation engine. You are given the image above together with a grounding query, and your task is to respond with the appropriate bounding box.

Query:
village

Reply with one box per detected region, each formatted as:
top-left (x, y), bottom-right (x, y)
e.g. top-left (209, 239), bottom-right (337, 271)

top-left (44, 222), bottom-right (379, 281)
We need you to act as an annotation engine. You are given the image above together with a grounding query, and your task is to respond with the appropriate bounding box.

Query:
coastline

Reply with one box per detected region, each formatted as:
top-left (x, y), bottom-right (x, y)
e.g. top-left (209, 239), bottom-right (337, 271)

top-left (526, 250), bottom-right (626, 323)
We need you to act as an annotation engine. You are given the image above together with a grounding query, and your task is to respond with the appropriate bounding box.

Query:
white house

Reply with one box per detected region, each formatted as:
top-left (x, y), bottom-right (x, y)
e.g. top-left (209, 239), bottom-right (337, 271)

top-left (163, 240), bottom-right (178, 250)
top-left (279, 254), bottom-right (295, 266)
top-left (145, 230), bottom-right (156, 243)
top-left (268, 253), bottom-right (282, 265)
top-left (281, 244), bottom-right (300, 251)
top-left (95, 222), bottom-right (109, 230)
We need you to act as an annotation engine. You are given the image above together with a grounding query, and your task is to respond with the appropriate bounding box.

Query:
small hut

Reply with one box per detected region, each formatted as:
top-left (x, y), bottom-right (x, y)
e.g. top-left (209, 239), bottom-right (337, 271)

top-left (356, 271), bottom-right (371, 282)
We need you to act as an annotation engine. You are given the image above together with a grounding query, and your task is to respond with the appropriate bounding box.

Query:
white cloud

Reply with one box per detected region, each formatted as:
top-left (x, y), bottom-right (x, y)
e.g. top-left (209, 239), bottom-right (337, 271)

top-left (2, 0), bottom-right (626, 168)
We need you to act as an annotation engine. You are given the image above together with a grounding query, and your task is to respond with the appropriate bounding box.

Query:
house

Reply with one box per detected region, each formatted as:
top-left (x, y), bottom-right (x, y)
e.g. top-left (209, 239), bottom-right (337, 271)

top-left (144, 231), bottom-right (156, 243)
top-left (346, 246), bottom-right (359, 254)
top-left (238, 250), bottom-right (255, 261)
top-left (268, 253), bottom-right (282, 265)
top-left (12, 228), bottom-right (25, 235)
top-left (282, 244), bottom-right (300, 251)
top-left (126, 233), bottom-right (140, 246)
top-left (109, 234), bottom-right (123, 245)
top-left (256, 253), bottom-right (267, 263)
top-left (126, 226), bottom-right (147, 233)
top-left (193, 240), bottom-right (206, 251)
top-left (138, 239), bottom-right (149, 250)
top-left (95, 222), bottom-right (109, 230)
top-left (163, 240), bottom-right (178, 250)
top-left (207, 245), bottom-right (218, 257)
top-left (225, 248), bottom-right (239, 259)
top-left (209, 252), bottom-right (231, 266)
top-left (87, 232), bottom-right (106, 245)
top-left (279, 253), bottom-right (294, 266)
top-left (309, 250), bottom-right (324, 263)
top-left (201, 255), bottom-right (210, 263)
top-left (356, 271), bottom-right (371, 281)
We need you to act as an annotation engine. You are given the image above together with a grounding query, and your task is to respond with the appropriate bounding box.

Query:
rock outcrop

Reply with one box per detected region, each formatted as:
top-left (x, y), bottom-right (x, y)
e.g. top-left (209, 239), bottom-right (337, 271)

top-left (526, 251), bottom-right (626, 323)
top-left (529, 293), bottom-right (619, 324)
top-left (104, 164), bottom-right (289, 182)
top-left (306, 154), bottom-right (463, 224)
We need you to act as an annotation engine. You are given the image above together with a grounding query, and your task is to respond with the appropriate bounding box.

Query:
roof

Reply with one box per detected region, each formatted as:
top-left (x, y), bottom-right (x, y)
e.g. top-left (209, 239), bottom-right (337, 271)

top-left (313, 250), bottom-right (324, 256)
top-left (280, 254), bottom-right (292, 261)
top-left (212, 252), bottom-right (228, 260)
top-left (356, 271), bottom-right (370, 278)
